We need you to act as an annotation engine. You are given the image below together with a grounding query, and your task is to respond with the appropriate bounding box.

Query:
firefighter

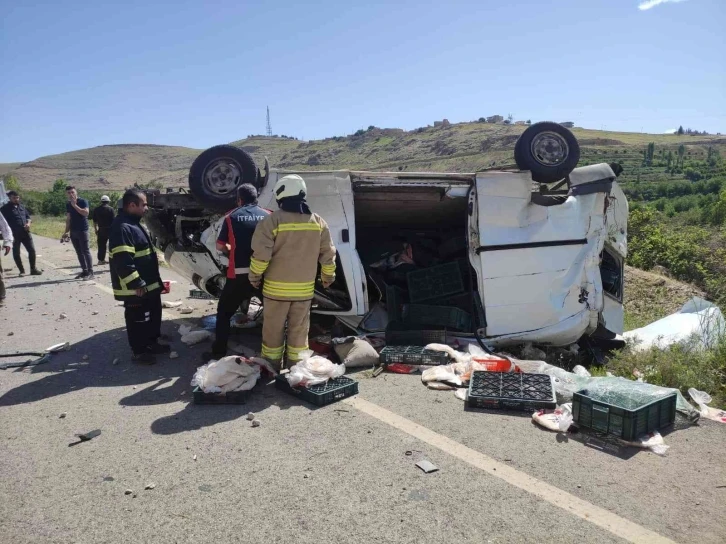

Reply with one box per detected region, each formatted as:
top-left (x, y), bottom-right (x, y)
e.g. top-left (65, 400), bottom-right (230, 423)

top-left (109, 189), bottom-right (168, 364)
top-left (248, 174), bottom-right (336, 369)
top-left (206, 184), bottom-right (269, 359)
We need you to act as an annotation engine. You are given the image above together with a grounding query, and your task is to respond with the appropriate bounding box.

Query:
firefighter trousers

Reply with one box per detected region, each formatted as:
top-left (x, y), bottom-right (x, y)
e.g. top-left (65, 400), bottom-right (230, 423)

top-left (123, 292), bottom-right (162, 355)
top-left (261, 298), bottom-right (311, 366)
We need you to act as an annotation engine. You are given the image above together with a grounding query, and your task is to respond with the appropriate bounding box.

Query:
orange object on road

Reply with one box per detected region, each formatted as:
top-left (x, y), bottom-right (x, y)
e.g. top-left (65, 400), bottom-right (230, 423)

top-left (471, 357), bottom-right (519, 373)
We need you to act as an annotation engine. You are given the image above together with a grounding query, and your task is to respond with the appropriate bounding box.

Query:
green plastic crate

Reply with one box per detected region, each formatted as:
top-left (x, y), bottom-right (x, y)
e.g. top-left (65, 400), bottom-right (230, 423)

top-left (275, 375), bottom-right (358, 406)
top-left (406, 262), bottom-right (464, 303)
top-left (379, 345), bottom-right (449, 366)
top-left (572, 389), bottom-right (677, 441)
top-left (385, 322), bottom-right (447, 346)
top-left (192, 386), bottom-right (250, 405)
top-left (402, 304), bottom-right (472, 332)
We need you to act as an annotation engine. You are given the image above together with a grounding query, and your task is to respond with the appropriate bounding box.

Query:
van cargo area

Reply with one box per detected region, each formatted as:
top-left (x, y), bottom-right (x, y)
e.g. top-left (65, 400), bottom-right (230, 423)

top-left (353, 182), bottom-right (477, 333)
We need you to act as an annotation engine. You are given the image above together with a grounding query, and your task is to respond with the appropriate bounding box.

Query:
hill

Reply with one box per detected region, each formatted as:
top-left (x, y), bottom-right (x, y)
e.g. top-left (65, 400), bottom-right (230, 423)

top-left (5, 122), bottom-right (726, 191)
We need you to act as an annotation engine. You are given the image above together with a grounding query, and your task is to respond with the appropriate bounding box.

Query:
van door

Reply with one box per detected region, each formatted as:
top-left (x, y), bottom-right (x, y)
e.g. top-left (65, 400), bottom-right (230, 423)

top-left (469, 171), bottom-right (607, 345)
top-left (259, 171), bottom-right (366, 317)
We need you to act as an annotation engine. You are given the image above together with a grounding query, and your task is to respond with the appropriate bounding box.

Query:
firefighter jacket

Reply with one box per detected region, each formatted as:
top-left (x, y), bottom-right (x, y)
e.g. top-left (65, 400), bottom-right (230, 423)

top-left (248, 210), bottom-right (336, 301)
top-left (109, 211), bottom-right (162, 301)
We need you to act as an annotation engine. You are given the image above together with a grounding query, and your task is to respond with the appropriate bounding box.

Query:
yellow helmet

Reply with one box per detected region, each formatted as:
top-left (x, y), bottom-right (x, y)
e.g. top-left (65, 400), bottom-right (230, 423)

top-left (273, 174), bottom-right (307, 201)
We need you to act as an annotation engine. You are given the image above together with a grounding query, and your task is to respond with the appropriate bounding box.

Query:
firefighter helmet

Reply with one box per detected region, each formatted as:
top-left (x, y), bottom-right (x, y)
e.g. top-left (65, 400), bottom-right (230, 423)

top-left (273, 174), bottom-right (307, 201)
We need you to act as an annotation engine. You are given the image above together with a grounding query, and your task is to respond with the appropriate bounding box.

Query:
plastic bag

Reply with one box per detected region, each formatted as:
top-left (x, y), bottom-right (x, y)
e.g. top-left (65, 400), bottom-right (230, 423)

top-left (191, 356), bottom-right (261, 393)
top-left (621, 431), bottom-right (670, 456)
top-left (688, 388), bottom-right (726, 423)
top-left (286, 351), bottom-right (345, 387)
top-left (532, 403), bottom-right (573, 432)
top-left (181, 330), bottom-right (213, 346)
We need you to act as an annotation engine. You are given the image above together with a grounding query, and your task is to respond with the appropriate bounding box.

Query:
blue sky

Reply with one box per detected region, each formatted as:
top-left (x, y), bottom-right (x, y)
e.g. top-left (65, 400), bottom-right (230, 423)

top-left (0, 0), bottom-right (723, 162)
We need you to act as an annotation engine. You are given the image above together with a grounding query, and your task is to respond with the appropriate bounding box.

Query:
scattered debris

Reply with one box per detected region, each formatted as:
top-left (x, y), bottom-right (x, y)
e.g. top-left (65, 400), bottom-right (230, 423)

top-left (124, 489), bottom-right (133, 495)
top-left (92, 311), bottom-right (99, 315)
top-left (169, 351), bottom-right (179, 359)
top-left (112, 358), bottom-right (120, 365)
top-left (162, 300), bottom-right (183, 308)
top-left (7, 332), bottom-right (13, 336)
top-left (180, 329), bottom-right (213, 346)
top-left (192, 356), bottom-right (261, 393)
top-left (179, 306), bottom-right (194, 314)
top-left (59, 412), bottom-right (67, 419)
top-left (82, 355), bottom-right (89, 361)
top-left (193, 454), bottom-right (197, 461)
top-left (251, 420), bottom-right (261, 428)
top-left (416, 460), bottom-right (439, 474)
top-left (246, 412), bottom-right (255, 421)
top-left (145, 483), bottom-right (156, 490)
top-left (689, 388), bottom-right (726, 423)
top-left (59, 313), bottom-right (68, 320)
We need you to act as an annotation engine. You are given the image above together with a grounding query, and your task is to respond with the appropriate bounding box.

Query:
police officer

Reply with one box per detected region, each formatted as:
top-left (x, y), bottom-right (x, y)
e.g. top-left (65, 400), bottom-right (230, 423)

top-left (109, 190), bottom-right (168, 364)
top-left (207, 184), bottom-right (269, 358)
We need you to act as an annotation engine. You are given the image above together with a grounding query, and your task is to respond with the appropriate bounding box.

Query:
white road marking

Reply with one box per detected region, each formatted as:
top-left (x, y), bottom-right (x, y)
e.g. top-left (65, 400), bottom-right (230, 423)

top-left (38, 257), bottom-right (114, 295)
top-left (344, 396), bottom-right (676, 544)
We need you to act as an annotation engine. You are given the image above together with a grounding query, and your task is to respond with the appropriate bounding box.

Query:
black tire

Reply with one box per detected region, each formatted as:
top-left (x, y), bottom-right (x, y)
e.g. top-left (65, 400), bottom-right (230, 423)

top-left (188, 145), bottom-right (258, 211)
top-left (514, 122), bottom-right (580, 184)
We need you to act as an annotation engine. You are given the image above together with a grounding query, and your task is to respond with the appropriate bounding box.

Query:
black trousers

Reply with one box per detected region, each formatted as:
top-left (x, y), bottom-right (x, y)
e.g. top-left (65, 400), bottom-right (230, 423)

top-left (97, 227), bottom-right (110, 262)
top-left (12, 230), bottom-right (36, 272)
top-left (123, 291), bottom-right (162, 355)
top-left (211, 274), bottom-right (256, 356)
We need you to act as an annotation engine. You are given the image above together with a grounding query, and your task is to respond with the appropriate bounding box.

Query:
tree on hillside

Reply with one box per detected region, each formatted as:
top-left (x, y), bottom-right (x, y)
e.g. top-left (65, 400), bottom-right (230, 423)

top-left (677, 144), bottom-right (686, 168)
top-left (677, 126), bottom-right (685, 135)
top-left (646, 142), bottom-right (655, 166)
top-left (3, 174), bottom-right (20, 192)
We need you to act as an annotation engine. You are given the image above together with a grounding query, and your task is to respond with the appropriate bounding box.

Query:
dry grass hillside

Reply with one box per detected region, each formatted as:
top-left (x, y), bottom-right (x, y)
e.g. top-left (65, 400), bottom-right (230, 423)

top-left (6, 122), bottom-right (726, 191)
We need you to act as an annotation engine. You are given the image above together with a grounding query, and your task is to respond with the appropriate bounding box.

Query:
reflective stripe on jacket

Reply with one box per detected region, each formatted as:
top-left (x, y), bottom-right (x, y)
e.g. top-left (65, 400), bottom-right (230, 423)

top-left (109, 211), bottom-right (162, 300)
top-left (248, 210), bottom-right (336, 301)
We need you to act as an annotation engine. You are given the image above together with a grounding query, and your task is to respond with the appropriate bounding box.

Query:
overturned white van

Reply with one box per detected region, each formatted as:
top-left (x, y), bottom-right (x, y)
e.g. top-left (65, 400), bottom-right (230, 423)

top-left (143, 123), bottom-right (628, 347)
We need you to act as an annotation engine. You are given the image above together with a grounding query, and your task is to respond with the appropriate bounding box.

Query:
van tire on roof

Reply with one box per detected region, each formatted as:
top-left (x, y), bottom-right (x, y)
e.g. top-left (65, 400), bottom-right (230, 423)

top-left (188, 145), bottom-right (258, 211)
top-left (514, 122), bottom-right (580, 184)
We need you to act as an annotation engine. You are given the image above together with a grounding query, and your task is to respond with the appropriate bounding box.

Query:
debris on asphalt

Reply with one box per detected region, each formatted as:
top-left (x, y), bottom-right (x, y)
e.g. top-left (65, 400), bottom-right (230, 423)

top-left (161, 300), bottom-right (183, 308)
top-left (59, 313), bottom-right (68, 319)
top-left (246, 412), bottom-right (255, 421)
top-left (193, 455), bottom-right (197, 461)
top-left (169, 351), bottom-right (179, 359)
top-left (251, 420), bottom-right (261, 428)
top-left (286, 351), bottom-right (345, 387)
top-left (7, 332), bottom-right (13, 336)
top-left (179, 306), bottom-right (194, 314)
top-left (180, 329), bottom-right (213, 346)
top-left (76, 429), bottom-right (101, 441)
top-left (532, 404), bottom-right (573, 433)
top-left (416, 460), bottom-right (439, 474)
top-left (124, 489), bottom-right (133, 495)
top-left (145, 483), bottom-right (156, 490)
top-left (112, 358), bottom-right (120, 365)
top-left (82, 355), bottom-right (89, 361)
top-left (59, 412), bottom-right (67, 419)
top-left (92, 311), bottom-right (99, 315)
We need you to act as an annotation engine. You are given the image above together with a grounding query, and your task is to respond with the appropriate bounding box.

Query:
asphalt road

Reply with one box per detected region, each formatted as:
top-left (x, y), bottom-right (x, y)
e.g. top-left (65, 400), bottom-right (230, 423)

top-left (1, 236), bottom-right (724, 544)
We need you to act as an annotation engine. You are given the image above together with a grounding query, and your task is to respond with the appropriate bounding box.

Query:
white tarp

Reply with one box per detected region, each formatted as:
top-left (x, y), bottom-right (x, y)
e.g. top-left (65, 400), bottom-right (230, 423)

top-left (623, 297), bottom-right (725, 352)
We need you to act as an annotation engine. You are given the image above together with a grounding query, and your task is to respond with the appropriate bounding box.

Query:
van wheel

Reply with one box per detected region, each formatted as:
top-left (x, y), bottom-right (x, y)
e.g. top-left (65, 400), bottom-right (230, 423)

top-left (514, 122), bottom-right (580, 184)
top-left (188, 145), bottom-right (258, 211)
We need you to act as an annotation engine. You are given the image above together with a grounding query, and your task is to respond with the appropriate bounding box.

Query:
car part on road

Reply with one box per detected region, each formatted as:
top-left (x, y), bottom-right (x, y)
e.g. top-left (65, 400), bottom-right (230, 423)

top-left (69, 429), bottom-right (101, 447)
top-left (0, 342), bottom-right (70, 369)
top-left (415, 460), bottom-right (439, 474)
top-left (514, 122), bottom-right (580, 183)
top-left (188, 144), bottom-right (259, 211)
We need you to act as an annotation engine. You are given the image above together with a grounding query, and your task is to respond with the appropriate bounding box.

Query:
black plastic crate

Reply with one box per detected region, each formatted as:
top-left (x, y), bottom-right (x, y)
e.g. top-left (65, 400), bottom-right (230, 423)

top-left (572, 389), bottom-right (677, 441)
top-left (275, 375), bottom-right (358, 406)
top-left (402, 304), bottom-right (472, 332)
top-left (407, 262), bottom-right (464, 303)
top-left (385, 322), bottom-right (447, 346)
top-left (386, 284), bottom-right (407, 323)
top-left (467, 372), bottom-right (556, 411)
top-left (192, 386), bottom-right (250, 405)
top-left (379, 345), bottom-right (449, 366)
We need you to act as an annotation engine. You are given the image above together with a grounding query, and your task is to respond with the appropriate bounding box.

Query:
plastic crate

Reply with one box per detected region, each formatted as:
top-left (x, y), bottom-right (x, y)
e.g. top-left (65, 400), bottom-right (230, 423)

top-left (385, 322), bottom-right (447, 346)
top-left (379, 345), bottom-right (449, 366)
top-left (189, 289), bottom-right (214, 300)
top-left (402, 304), bottom-right (472, 332)
top-left (467, 372), bottom-right (556, 411)
top-left (275, 375), bottom-right (358, 406)
top-left (572, 389), bottom-right (677, 441)
top-left (192, 386), bottom-right (250, 405)
top-left (386, 284), bottom-right (406, 323)
top-left (406, 262), bottom-right (464, 303)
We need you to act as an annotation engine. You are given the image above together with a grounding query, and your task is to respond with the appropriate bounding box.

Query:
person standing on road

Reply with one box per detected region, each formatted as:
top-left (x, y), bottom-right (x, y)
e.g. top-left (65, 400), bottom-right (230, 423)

top-left (0, 212), bottom-right (13, 305)
top-left (63, 186), bottom-right (94, 280)
top-left (0, 191), bottom-right (42, 277)
top-left (206, 184), bottom-right (269, 359)
top-left (109, 189), bottom-right (168, 364)
top-left (92, 195), bottom-right (115, 265)
top-left (248, 174), bottom-right (337, 369)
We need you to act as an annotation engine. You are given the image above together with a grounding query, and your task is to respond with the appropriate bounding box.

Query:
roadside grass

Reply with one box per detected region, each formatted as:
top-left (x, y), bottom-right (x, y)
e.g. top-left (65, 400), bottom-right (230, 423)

top-left (607, 324), bottom-right (726, 410)
top-left (30, 214), bottom-right (168, 266)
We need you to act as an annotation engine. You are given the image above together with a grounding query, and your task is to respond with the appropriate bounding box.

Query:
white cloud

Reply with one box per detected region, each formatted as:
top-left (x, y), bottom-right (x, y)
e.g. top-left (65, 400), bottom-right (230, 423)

top-left (638, 0), bottom-right (689, 11)
top-left (664, 129), bottom-right (677, 134)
